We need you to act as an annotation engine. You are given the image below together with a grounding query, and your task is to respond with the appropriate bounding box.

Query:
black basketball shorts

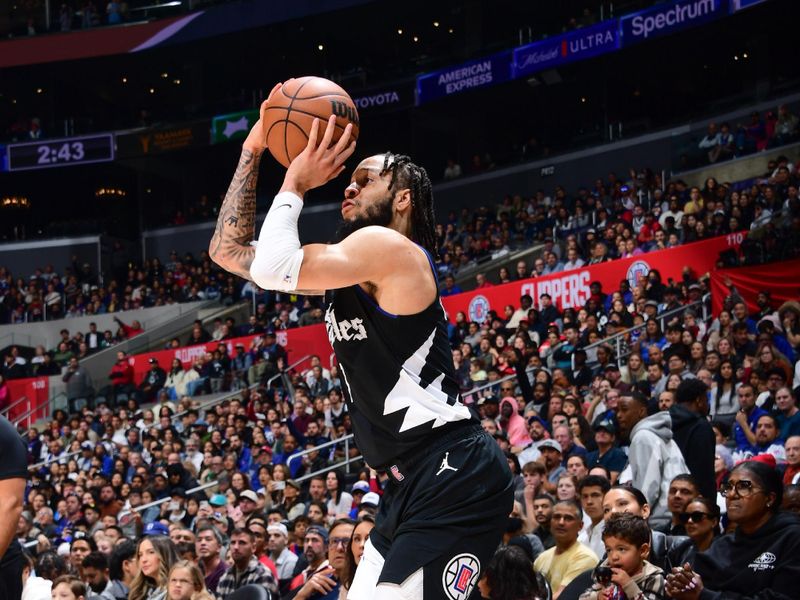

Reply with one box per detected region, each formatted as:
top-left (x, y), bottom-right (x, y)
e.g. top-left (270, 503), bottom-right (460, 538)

top-left (369, 423), bottom-right (514, 599)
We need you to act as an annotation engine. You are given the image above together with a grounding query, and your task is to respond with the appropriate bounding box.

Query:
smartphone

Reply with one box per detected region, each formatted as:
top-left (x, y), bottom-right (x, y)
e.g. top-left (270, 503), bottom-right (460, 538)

top-left (273, 481), bottom-right (286, 490)
top-left (594, 566), bottom-right (613, 586)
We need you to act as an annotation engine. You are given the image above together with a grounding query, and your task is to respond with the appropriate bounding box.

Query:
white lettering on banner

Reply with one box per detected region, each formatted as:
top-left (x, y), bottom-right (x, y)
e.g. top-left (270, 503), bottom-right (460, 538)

top-left (353, 91), bottom-right (400, 109)
top-left (568, 29), bottom-right (615, 53)
top-left (630, 0), bottom-right (716, 38)
top-left (522, 271), bottom-right (592, 310)
top-left (176, 345), bottom-right (208, 364)
top-left (437, 61), bottom-right (492, 85)
top-left (518, 46), bottom-right (559, 70)
top-left (445, 72), bottom-right (493, 94)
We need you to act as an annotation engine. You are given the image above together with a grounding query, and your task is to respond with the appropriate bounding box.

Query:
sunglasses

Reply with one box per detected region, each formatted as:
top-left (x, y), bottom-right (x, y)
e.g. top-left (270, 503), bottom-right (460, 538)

top-left (678, 511), bottom-right (713, 524)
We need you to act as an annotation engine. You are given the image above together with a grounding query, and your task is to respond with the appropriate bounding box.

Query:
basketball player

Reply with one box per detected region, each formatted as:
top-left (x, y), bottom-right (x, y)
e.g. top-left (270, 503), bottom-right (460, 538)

top-left (0, 415), bottom-right (28, 599)
top-left (210, 93), bottom-right (513, 599)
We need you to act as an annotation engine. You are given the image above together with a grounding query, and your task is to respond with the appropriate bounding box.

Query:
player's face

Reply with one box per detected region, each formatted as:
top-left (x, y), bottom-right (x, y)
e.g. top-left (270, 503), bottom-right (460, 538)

top-left (339, 155), bottom-right (397, 238)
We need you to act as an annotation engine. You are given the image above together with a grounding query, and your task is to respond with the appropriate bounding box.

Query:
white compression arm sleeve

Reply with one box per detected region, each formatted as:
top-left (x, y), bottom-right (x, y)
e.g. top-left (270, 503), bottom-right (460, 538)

top-left (249, 191), bottom-right (305, 292)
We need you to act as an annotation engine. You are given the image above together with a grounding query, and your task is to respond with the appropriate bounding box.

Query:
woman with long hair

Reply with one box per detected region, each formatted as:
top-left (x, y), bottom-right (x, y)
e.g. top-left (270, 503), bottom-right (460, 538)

top-left (342, 515), bottom-right (376, 595)
top-left (569, 414), bottom-right (595, 451)
top-left (621, 353), bottom-right (647, 384)
top-left (711, 359), bottom-right (739, 416)
top-left (129, 536), bottom-right (179, 600)
top-left (166, 560), bottom-right (215, 600)
top-left (752, 341), bottom-right (792, 382)
top-left (706, 309), bottom-right (733, 352)
top-left (326, 469), bottom-right (354, 520)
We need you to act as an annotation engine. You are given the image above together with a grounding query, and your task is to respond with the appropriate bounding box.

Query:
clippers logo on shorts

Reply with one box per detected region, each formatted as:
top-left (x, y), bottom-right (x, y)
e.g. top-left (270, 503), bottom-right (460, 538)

top-left (626, 260), bottom-right (651, 288)
top-left (442, 553), bottom-right (480, 600)
top-left (468, 295), bottom-right (490, 324)
top-left (748, 552), bottom-right (776, 571)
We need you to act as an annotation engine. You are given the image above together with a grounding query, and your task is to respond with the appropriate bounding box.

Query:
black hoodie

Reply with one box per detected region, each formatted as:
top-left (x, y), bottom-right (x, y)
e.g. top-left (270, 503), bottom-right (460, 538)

top-left (695, 511), bottom-right (800, 600)
top-left (670, 403), bottom-right (716, 499)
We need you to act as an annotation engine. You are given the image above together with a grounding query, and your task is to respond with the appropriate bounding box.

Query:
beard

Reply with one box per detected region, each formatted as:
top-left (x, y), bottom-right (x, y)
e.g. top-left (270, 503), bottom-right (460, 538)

top-left (335, 192), bottom-right (394, 242)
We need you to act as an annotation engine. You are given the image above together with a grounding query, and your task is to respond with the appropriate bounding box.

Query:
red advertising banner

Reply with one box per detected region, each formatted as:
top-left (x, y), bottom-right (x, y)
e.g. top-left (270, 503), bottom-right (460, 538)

top-left (442, 233), bottom-right (745, 323)
top-left (126, 324), bottom-right (332, 382)
top-left (710, 258), bottom-right (800, 316)
top-left (6, 376), bottom-right (50, 428)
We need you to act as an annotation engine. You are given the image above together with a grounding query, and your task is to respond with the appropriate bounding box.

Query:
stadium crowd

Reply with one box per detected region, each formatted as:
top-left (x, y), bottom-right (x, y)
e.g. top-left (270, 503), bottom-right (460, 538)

top-left (1, 151), bottom-right (799, 600)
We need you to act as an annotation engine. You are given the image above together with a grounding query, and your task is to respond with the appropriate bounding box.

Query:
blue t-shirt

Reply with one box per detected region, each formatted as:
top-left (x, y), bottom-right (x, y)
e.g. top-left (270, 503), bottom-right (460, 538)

top-left (734, 407), bottom-right (768, 451)
top-left (586, 446), bottom-right (628, 474)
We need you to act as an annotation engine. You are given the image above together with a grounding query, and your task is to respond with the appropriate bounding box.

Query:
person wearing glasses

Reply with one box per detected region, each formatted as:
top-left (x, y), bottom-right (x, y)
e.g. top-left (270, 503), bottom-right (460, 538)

top-left (679, 497), bottom-right (719, 555)
top-left (665, 460), bottom-right (800, 599)
top-left (294, 519), bottom-right (355, 600)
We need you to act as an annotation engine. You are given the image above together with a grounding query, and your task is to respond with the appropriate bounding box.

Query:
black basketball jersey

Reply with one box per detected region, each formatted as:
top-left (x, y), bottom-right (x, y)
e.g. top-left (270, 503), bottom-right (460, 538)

top-left (325, 252), bottom-right (475, 468)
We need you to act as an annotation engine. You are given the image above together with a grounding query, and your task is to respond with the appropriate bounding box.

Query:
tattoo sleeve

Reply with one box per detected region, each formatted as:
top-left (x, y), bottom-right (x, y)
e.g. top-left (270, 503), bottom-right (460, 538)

top-left (209, 148), bottom-right (262, 280)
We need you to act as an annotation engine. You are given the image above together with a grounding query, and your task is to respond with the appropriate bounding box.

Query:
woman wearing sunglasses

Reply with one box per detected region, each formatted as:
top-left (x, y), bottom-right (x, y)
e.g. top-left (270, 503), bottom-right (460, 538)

top-left (666, 460), bottom-right (800, 599)
top-left (679, 497), bottom-right (719, 554)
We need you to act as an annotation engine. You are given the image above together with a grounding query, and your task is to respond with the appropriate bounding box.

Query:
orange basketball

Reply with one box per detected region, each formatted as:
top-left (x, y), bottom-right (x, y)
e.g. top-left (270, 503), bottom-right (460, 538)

top-left (262, 76), bottom-right (360, 168)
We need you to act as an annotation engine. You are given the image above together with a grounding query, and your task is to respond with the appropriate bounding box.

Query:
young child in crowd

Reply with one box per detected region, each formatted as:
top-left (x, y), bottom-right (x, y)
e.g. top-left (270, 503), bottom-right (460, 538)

top-left (580, 513), bottom-right (665, 600)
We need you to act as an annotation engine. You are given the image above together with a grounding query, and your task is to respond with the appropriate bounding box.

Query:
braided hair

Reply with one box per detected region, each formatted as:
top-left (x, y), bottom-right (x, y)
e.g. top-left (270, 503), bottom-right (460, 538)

top-left (379, 152), bottom-right (437, 255)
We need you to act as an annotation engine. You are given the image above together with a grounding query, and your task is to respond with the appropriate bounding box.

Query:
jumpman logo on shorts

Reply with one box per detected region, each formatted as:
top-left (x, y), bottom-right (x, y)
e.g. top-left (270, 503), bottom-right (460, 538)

top-left (436, 451), bottom-right (459, 476)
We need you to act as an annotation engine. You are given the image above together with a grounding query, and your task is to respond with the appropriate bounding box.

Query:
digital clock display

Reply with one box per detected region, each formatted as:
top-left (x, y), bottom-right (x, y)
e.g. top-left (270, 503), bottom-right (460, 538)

top-left (7, 134), bottom-right (115, 171)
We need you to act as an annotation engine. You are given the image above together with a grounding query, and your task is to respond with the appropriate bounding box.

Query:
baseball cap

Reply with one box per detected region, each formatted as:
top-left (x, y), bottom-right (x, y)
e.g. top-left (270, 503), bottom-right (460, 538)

top-left (286, 480), bottom-right (301, 491)
top-left (593, 419), bottom-right (616, 434)
top-left (170, 487), bottom-right (186, 498)
top-left (538, 439), bottom-right (562, 453)
top-left (239, 490), bottom-right (258, 503)
top-left (306, 525), bottom-right (329, 542)
top-left (361, 492), bottom-right (380, 507)
top-left (477, 395), bottom-right (500, 406)
top-left (149, 357), bottom-right (158, 364)
top-left (81, 441), bottom-right (93, 450)
top-left (143, 522), bottom-right (169, 536)
top-left (209, 494), bottom-right (227, 507)
top-left (527, 415), bottom-right (547, 428)
top-left (267, 523), bottom-right (288, 537)
top-left (351, 481), bottom-right (370, 494)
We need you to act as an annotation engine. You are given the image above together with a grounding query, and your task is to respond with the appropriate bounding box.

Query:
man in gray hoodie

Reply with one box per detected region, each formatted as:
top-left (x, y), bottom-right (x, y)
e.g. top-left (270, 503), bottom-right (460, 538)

top-left (615, 392), bottom-right (689, 529)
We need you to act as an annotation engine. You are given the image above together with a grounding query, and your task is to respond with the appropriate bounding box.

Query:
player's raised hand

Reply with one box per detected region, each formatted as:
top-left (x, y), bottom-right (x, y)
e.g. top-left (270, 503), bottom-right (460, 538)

top-left (281, 115), bottom-right (357, 196)
top-left (243, 82), bottom-right (282, 152)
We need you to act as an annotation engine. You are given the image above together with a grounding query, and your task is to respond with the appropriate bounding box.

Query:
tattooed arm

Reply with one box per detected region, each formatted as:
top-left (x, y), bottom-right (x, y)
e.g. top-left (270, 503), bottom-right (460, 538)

top-left (208, 147), bottom-right (262, 280)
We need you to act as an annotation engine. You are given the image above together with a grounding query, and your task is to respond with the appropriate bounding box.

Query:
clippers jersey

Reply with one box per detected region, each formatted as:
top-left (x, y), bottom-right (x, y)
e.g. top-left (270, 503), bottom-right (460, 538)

top-left (325, 258), bottom-right (475, 468)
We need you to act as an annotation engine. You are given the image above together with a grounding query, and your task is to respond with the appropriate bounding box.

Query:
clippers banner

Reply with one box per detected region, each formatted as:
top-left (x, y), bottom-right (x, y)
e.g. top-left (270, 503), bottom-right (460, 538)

top-left (442, 234), bottom-right (744, 323)
top-left (5, 377), bottom-right (50, 428)
top-left (710, 258), bottom-right (800, 316)
top-left (126, 324), bottom-right (331, 382)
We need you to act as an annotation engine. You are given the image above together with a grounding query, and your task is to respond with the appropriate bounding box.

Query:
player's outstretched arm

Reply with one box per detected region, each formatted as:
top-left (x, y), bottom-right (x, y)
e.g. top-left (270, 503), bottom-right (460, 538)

top-left (210, 84), bottom-right (281, 280)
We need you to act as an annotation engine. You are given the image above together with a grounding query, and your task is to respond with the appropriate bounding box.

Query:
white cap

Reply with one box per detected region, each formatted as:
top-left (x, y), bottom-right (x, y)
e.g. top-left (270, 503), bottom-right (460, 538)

top-left (361, 492), bottom-right (380, 507)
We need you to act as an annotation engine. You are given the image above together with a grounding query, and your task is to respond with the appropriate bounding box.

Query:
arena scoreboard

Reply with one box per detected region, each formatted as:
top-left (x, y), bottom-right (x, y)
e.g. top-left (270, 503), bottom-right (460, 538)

top-left (7, 134), bottom-right (115, 171)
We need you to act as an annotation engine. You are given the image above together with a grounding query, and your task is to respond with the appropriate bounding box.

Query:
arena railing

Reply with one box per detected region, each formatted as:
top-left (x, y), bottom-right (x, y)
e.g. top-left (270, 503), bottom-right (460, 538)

top-left (1, 395), bottom-right (30, 417)
top-left (169, 354), bottom-right (313, 423)
top-left (288, 435), bottom-right (362, 484)
top-left (286, 374), bottom-right (517, 483)
top-left (28, 449), bottom-right (82, 471)
top-left (575, 297), bottom-right (708, 370)
top-left (117, 479), bottom-right (221, 520)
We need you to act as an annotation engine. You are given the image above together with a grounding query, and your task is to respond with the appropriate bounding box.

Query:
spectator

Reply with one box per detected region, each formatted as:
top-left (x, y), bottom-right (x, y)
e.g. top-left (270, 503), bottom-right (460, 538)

top-left (138, 358), bottom-right (167, 404)
top-left (670, 379), bottom-right (716, 499)
top-left (292, 518), bottom-right (354, 600)
top-left (533, 500), bottom-right (598, 597)
top-left (615, 392), bottom-right (689, 529)
top-left (166, 560), bottom-right (215, 600)
top-left (667, 461), bottom-right (800, 599)
top-left (680, 496), bottom-right (720, 554)
top-left (129, 536), bottom-right (178, 600)
top-left (478, 544), bottom-right (545, 600)
top-left (216, 528), bottom-right (275, 599)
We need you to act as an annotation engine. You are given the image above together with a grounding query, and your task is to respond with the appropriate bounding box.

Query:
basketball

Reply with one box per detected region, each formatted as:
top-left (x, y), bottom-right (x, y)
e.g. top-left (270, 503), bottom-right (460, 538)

top-left (263, 76), bottom-right (360, 168)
